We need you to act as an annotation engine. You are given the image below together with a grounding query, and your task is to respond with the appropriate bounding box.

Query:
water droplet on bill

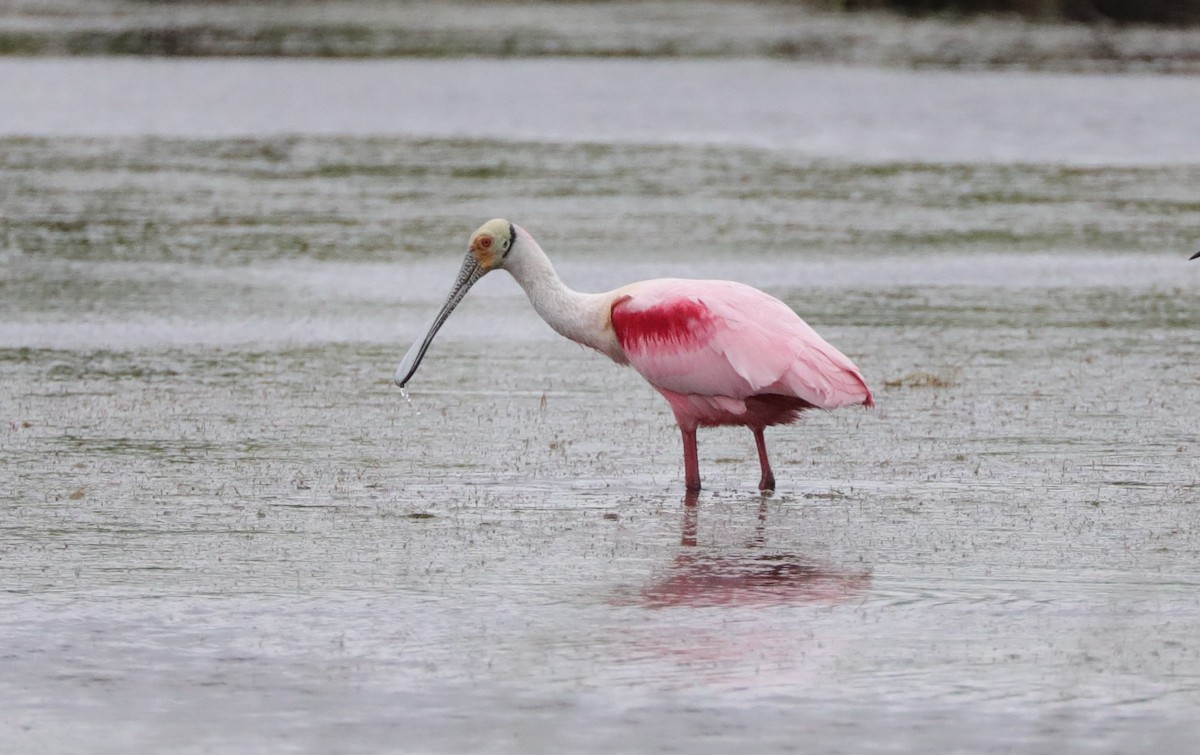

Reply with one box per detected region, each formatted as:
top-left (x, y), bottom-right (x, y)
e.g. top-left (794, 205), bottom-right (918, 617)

top-left (399, 386), bottom-right (420, 415)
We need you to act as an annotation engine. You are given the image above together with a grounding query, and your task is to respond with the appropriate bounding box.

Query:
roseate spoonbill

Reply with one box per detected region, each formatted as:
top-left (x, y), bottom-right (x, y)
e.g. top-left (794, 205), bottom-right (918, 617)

top-left (1191, 250), bottom-right (1199, 260)
top-left (395, 219), bottom-right (873, 492)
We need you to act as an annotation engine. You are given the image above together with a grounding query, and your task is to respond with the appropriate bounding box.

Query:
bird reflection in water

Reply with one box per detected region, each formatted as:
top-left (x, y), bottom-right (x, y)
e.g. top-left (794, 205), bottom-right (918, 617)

top-left (638, 491), bottom-right (871, 609)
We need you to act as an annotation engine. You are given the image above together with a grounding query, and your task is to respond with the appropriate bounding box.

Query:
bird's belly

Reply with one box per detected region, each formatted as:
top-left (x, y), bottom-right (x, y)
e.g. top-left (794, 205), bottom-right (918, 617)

top-left (654, 388), bottom-right (812, 429)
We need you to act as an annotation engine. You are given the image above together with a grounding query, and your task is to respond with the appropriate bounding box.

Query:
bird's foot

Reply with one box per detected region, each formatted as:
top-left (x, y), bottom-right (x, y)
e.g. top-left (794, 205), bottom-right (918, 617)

top-left (758, 474), bottom-right (775, 494)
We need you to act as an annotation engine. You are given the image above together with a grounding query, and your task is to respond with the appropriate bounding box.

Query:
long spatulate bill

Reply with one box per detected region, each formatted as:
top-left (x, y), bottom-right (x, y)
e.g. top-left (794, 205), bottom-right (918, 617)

top-left (395, 254), bottom-right (487, 388)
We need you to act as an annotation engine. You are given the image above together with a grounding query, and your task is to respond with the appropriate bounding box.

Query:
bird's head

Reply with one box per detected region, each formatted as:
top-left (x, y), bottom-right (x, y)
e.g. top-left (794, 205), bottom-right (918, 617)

top-left (468, 218), bottom-right (518, 272)
top-left (394, 218), bottom-right (520, 388)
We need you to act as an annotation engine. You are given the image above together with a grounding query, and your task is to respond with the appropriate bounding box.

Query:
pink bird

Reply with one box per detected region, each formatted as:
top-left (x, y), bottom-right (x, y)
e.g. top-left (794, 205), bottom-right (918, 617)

top-left (396, 219), bottom-right (873, 492)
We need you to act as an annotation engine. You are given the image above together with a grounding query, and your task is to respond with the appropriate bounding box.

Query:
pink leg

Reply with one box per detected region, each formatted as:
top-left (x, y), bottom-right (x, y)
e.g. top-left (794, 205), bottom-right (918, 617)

top-left (753, 427), bottom-right (775, 492)
top-left (680, 426), bottom-right (701, 491)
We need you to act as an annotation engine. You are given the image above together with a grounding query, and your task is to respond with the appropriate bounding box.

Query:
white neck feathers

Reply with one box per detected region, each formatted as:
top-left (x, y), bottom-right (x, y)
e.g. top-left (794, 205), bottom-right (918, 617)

top-left (501, 231), bottom-right (622, 361)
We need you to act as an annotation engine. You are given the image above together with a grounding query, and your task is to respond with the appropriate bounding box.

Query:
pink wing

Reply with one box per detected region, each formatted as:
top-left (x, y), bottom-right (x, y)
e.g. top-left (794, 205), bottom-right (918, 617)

top-left (610, 279), bottom-right (872, 411)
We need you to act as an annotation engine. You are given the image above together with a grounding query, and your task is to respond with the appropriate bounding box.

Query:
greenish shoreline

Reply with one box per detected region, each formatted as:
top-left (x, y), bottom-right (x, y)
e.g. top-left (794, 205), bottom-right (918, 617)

top-left (3, 1), bottom-right (1200, 72)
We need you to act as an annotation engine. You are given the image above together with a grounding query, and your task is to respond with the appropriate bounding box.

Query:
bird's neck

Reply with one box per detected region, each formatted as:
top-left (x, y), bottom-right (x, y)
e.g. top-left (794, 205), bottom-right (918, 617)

top-left (503, 239), bottom-right (621, 361)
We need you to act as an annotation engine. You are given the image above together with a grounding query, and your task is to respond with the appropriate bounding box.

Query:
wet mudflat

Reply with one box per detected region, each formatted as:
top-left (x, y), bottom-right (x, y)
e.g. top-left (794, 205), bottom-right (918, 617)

top-left (2, 129), bottom-right (1200, 752)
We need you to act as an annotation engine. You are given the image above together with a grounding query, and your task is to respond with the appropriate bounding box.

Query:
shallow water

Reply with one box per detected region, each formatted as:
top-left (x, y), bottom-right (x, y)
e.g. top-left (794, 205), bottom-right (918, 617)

top-left (4, 58), bottom-right (1200, 163)
top-left (2, 128), bottom-right (1200, 752)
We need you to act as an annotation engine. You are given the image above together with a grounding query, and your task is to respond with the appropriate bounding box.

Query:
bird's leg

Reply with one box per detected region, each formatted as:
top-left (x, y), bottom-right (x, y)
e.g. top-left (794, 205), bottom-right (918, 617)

top-left (753, 427), bottom-right (775, 493)
top-left (681, 426), bottom-right (701, 491)
top-left (681, 490), bottom-right (700, 546)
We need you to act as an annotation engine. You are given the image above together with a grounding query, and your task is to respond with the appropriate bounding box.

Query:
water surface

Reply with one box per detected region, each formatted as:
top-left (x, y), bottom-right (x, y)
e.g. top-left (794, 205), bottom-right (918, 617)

top-left (2, 127), bottom-right (1200, 750)
top-left (3, 58), bottom-right (1200, 163)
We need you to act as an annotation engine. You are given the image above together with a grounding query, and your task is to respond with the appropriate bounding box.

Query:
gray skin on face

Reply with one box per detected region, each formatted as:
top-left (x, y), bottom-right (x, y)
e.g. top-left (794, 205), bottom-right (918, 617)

top-left (394, 219), bottom-right (516, 388)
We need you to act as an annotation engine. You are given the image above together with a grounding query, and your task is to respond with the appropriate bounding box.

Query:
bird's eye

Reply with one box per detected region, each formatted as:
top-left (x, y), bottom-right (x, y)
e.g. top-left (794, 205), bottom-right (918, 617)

top-left (479, 236), bottom-right (493, 249)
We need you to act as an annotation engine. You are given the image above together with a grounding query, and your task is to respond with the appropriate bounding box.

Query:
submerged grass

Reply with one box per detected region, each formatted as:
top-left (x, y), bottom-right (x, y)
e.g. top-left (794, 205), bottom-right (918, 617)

top-left (3, 136), bottom-right (1199, 268)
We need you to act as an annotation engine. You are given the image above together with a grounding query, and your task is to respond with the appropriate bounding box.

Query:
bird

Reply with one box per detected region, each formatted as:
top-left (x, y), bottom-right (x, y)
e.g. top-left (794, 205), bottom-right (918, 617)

top-left (1191, 250), bottom-right (1199, 260)
top-left (395, 219), bottom-right (873, 492)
